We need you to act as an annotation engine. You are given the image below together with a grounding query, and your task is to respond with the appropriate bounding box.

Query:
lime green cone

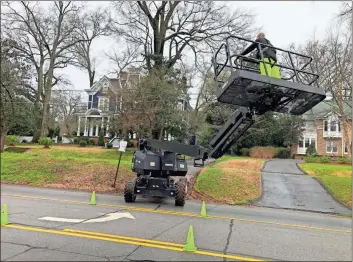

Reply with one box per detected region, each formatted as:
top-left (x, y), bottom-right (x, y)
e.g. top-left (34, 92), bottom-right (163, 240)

top-left (89, 191), bottom-right (96, 205)
top-left (183, 225), bottom-right (197, 252)
top-left (200, 200), bottom-right (207, 217)
top-left (1, 204), bottom-right (9, 225)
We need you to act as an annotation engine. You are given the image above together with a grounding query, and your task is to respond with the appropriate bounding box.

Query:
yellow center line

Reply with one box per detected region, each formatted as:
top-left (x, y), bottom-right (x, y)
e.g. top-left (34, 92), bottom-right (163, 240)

top-left (1, 193), bottom-right (351, 233)
top-left (63, 228), bottom-right (184, 248)
top-left (2, 224), bottom-right (265, 262)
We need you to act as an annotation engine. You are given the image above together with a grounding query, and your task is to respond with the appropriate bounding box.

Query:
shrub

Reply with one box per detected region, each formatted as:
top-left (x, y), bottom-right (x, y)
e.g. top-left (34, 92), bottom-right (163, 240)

top-left (275, 147), bottom-right (291, 159)
top-left (5, 135), bottom-right (19, 146)
top-left (306, 143), bottom-right (317, 156)
top-left (106, 142), bottom-right (113, 149)
top-left (249, 146), bottom-right (277, 159)
top-left (98, 131), bottom-right (105, 146)
top-left (240, 148), bottom-right (250, 156)
top-left (22, 139), bottom-right (28, 144)
top-left (318, 156), bottom-right (332, 163)
top-left (337, 157), bottom-right (351, 164)
top-left (38, 137), bottom-right (53, 148)
top-left (79, 140), bottom-right (87, 147)
top-left (73, 137), bottom-right (80, 144)
top-left (88, 139), bottom-right (95, 146)
top-left (304, 156), bottom-right (317, 163)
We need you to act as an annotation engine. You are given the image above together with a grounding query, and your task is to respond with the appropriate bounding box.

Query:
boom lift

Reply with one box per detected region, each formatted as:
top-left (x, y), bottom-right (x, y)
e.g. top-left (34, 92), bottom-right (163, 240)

top-left (124, 36), bottom-right (326, 206)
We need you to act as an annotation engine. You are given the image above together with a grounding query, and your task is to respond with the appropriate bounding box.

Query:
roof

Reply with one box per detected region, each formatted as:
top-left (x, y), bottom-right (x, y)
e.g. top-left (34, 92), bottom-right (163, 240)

top-left (85, 69), bottom-right (143, 95)
top-left (302, 99), bottom-right (352, 121)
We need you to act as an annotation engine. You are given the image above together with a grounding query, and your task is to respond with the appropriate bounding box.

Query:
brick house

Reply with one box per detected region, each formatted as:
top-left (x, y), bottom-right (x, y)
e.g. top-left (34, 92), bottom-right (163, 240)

top-left (296, 100), bottom-right (352, 158)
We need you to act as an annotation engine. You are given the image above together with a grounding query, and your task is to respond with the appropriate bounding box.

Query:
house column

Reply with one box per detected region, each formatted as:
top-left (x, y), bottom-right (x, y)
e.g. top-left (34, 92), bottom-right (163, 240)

top-left (84, 117), bottom-right (88, 136)
top-left (89, 120), bottom-right (94, 137)
top-left (95, 124), bottom-right (99, 137)
top-left (77, 116), bottom-right (81, 136)
top-left (105, 116), bottom-right (110, 137)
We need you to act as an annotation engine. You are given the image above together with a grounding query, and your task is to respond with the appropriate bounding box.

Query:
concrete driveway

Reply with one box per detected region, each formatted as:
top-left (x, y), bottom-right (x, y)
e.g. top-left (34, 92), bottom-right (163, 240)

top-left (254, 159), bottom-right (351, 214)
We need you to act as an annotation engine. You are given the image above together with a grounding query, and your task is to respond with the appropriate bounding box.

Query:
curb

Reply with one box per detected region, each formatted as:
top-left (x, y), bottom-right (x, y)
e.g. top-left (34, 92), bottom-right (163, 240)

top-left (295, 162), bottom-right (308, 175)
top-left (312, 176), bottom-right (352, 211)
top-left (296, 163), bottom-right (352, 211)
top-left (249, 160), bottom-right (268, 205)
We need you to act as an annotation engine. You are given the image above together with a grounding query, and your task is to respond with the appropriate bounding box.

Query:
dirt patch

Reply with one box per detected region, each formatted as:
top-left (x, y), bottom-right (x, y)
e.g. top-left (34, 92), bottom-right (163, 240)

top-left (5, 147), bottom-right (30, 153)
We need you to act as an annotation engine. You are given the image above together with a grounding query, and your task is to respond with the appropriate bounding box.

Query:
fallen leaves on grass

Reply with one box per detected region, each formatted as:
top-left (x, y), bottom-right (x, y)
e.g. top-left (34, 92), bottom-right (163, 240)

top-left (193, 159), bottom-right (263, 205)
top-left (44, 162), bottom-right (135, 193)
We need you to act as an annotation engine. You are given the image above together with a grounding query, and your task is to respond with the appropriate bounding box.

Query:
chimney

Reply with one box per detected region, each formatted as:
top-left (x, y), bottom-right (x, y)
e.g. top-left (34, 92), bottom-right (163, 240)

top-left (119, 71), bottom-right (128, 81)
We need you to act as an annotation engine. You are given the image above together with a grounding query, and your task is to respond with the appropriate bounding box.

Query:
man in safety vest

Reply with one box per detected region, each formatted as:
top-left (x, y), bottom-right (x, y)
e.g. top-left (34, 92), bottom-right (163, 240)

top-left (239, 33), bottom-right (282, 114)
top-left (240, 32), bottom-right (281, 79)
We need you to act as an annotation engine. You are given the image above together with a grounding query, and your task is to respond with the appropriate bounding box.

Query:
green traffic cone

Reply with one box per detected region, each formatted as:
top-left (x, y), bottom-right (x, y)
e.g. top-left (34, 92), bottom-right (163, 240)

top-left (1, 204), bottom-right (9, 225)
top-left (89, 191), bottom-right (96, 205)
top-left (200, 200), bottom-right (207, 217)
top-left (183, 225), bottom-right (197, 252)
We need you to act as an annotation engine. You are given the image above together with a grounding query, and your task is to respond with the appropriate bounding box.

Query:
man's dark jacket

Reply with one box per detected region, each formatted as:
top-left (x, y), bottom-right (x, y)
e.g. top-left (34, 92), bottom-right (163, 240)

top-left (240, 37), bottom-right (277, 62)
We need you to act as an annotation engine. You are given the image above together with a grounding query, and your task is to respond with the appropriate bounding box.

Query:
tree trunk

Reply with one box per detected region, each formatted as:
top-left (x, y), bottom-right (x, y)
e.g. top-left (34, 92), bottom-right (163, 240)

top-left (0, 131), bottom-right (7, 152)
top-left (32, 63), bottom-right (45, 143)
top-left (158, 127), bottom-right (164, 140)
top-left (40, 62), bottom-right (56, 137)
top-left (148, 126), bottom-right (153, 139)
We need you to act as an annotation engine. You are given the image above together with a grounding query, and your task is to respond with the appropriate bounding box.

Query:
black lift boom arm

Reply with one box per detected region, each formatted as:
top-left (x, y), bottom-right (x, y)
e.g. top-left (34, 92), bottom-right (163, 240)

top-left (140, 107), bottom-right (254, 165)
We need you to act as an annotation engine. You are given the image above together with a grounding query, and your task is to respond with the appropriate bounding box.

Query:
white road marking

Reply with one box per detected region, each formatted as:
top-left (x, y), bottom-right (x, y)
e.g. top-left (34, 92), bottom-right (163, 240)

top-left (38, 217), bottom-right (83, 223)
top-left (38, 212), bottom-right (135, 223)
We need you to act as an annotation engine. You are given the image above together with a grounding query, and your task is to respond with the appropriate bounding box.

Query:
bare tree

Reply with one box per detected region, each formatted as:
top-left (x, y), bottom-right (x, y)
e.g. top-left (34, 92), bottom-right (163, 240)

top-left (290, 18), bottom-right (352, 154)
top-left (338, 1), bottom-right (352, 19)
top-left (73, 8), bottom-right (111, 87)
top-left (106, 45), bottom-right (144, 77)
top-left (50, 89), bottom-right (83, 136)
top-left (2, 1), bottom-right (87, 141)
top-left (110, 1), bottom-right (257, 72)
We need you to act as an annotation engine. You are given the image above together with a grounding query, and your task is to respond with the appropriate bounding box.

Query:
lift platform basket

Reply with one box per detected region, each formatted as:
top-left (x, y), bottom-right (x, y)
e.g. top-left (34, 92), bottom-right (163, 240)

top-left (212, 36), bottom-right (326, 115)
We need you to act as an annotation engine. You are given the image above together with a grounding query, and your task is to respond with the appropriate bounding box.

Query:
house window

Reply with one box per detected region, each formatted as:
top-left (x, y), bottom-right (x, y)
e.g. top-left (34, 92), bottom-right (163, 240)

top-left (98, 97), bottom-right (109, 111)
top-left (305, 138), bottom-right (310, 148)
top-left (88, 95), bottom-right (93, 109)
top-left (324, 119), bottom-right (341, 132)
top-left (326, 141), bottom-right (338, 154)
top-left (310, 138), bottom-right (316, 147)
top-left (344, 142), bottom-right (351, 154)
top-left (298, 139), bottom-right (304, 148)
top-left (102, 81), bottom-right (109, 93)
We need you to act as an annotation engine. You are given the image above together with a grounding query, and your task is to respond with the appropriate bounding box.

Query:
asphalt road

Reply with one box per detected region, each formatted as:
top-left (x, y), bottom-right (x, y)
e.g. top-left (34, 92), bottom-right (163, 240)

top-left (254, 159), bottom-right (352, 215)
top-left (1, 184), bottom-right (352, 261)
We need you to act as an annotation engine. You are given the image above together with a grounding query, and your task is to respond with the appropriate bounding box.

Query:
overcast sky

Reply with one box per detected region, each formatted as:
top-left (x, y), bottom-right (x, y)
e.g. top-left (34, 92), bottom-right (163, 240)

top-left (57, 1), bottom-right (343, 106)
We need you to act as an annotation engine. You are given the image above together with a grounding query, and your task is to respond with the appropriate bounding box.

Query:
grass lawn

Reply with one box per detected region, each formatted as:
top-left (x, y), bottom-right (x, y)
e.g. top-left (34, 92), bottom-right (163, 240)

top-left (299, 163), bottom-right (352, 207)
top-left (193, 155), bottom-right (264, 205)
top-left (1, 145), bottom-right (136, 193)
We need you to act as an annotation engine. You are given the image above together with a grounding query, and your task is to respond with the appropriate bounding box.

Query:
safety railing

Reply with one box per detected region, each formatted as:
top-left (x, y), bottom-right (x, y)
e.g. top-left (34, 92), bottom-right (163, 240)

top-left (212, 35), bottom-right (319, 88)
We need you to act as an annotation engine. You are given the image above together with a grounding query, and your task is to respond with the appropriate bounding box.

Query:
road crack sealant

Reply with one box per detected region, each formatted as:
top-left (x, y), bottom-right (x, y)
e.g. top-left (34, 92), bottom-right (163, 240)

top-left (2, 246), bottom-right (35, 261)
top-left (223, 219), bottom-right (234, 261)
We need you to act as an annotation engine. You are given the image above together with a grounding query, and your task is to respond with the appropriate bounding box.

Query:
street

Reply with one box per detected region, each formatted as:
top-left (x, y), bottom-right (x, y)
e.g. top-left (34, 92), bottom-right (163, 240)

top-left (1, 184), bottom-right (351, 261)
